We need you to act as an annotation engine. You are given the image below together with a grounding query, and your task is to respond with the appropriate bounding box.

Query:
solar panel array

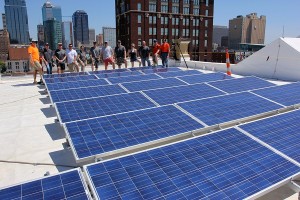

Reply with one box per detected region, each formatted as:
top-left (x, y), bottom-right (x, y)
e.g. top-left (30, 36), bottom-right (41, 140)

top-left (178, 72), bottom-right (233, 84)
top-left (0, 169), bottom-right (90, 200)
top-left (84, 128), bottom-right (300, 200)
top-left (140, 67), bottom-right (182, 74)
top-left (106, 73), bottom-right (161, 84)
top-left (43, 72), bottom-right (89, 79)
top-left (157, 70), bottom-right (202, 78)
top-left (44, 75), bottom-right (98, 84)
top-left (46, 79), bottom-right (109, 92)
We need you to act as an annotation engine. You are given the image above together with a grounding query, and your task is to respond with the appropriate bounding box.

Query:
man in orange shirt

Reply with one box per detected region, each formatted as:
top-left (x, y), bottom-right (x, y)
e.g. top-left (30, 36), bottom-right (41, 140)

top-left (152, 39), bottom-right (160, 67)
top-left (28, 39), bottom-right (43, 84)
top-left (160, 39), bottom-right (170, 68)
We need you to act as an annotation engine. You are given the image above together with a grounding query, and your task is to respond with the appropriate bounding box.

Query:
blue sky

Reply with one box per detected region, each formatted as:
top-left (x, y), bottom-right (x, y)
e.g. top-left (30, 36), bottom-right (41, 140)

top-left (0, 0), bottom-right (299, 44)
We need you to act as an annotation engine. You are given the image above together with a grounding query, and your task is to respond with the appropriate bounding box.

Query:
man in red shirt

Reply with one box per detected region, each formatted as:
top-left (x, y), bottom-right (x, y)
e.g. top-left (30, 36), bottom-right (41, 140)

top-left (160, 39), bottom-right (170, 68)
top-left (152, 39), bottom-right (160, 67)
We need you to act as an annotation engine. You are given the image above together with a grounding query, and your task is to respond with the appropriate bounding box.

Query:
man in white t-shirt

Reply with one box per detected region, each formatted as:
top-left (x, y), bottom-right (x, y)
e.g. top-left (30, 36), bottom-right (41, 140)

top-left (100, 41), bottom-right (115, 70)
top-left (66, 44), bottom-right (79, 72)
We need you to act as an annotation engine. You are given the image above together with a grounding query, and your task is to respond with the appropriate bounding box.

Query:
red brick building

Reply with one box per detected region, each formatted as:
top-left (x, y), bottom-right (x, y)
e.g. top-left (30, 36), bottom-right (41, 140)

top-left (115, 0), bottom-right (214, 61)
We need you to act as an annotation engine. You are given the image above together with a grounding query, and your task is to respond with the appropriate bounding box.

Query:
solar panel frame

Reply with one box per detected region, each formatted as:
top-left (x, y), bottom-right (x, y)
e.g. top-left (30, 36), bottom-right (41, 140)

top-left (140, 67), bottom-right (182, 74)
top-left (207, 76), bottom-right (276, 93)
top-left (55, 92), bottom-right (157, 124)
top-left (0, 168), bottom-right (92, 200)
top-left (63, 105), bottom-right (204, 163)
top-left (49, 84), bottom-right (127, 104)
top-left (177, 72), bottom-right (234, 85)
top-left (157, 69), bottom-right (202, 78)
top-left (106, 73), bottom-right (161, 84)
top-left (44, 74), bottom-right (99, 84)
top-left (83, 128), bottom-right (300, 200)
top-left (89, 68), bottom-right (129, 74)
top-left (95, 71), bottom-right (143, 78)
top-left (43, 72), bottom-right (90, 79)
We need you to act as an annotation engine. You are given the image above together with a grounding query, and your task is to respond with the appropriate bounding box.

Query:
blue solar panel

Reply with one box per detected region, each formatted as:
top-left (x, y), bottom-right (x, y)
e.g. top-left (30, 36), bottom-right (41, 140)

top-left (46, 79), bottom-right (109, 91)
top-left (252, 82), bottom-right (300, 106)
top-left (208, 76), bottom-right (275, 93)
top-left (157, 70), bottom-right (202, 78)
top-left (141, 67), bottom-right (182, 74)
top-left (0, 169), bottom-right (90, 200)
top-left (178, 92), bottom-right (283, 126)
top-left (43, 72), bottom-right (89, 79)
top-left (66, 105), bottom-right (203, 160)
top-left (129, 66), bottom-right (155, 71)
top-left (57, 92), bottom-right (156, 123)
top-left (49, 84), bottom-right (126, 103)
top-left (44, 75), bottom-right (98, 84)
top-left (95, 71), bottom-right (142, 78)
top-left (122, 78), bottom-right (187, 92)
top-left (84, 128), bottom-right (300, 200)
top-left (178, 72), bottom-right (233, 84)
top-left (89, 68), bottom-right (129, 74)
top-left (240, 110), bottom-right (300, 164)
top-left (107, 74), bottom-right (161, 84)
top-left (144, 83), bottom-right (224, 106)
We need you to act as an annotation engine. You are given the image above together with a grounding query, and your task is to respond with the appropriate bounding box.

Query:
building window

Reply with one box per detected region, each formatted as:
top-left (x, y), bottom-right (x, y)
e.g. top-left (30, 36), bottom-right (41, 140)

top-left (194, 0), bottom-right (200, 5)
top-left (161, 5), bottom-right (168, 13)
top-left (138, 15), bottom-right (141, 23)
top-left (205, 30), bottom-right (208, 37)
top-left (153, 28), bottom-right (157, 35)
top-left (172, 18), bottom-right (179, 25)
top-left (149, 28), bottom-right (153, 35)
top-left (138, 27), bottom-right (142, 35)
top-left (172, 0), bottom-right (179, 2)
top-left (206, 0), bottom-right (209, 6)
top-left (193, 8), bottom-right (199, 15)
top-left (149, 39), bottom-right (153, 46)
top-left (204, 39), bottom-right (208, 47)
top-left (184, 0), bottom-right (190, 4)
top-left (172, 6), bottom-right (179, 13)
top-left (183, 7), bottom-right (189, 14)
top-left (205, 10), bottom-right (209, 16)
top-left (205, 20), bottom-right (208, 27)
top-left (138, 39), bottom-right (141, 46)
top-left (149, 3), bottom-right (156, 12)
top-left (137, 3), bottom-right (142, 11)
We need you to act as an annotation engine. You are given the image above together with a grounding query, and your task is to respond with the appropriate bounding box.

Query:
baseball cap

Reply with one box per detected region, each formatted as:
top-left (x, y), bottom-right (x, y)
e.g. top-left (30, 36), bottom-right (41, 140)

top-left (45, 43), bottom-right (49, 46)
top-left (31, 39), bottom-right (38, 43)
top-left (104, 41), bottom-right (108, 43)
top-left (117, 40), bottom-right (121, 43)
top-left (153, 39), bottom-right (157, 42)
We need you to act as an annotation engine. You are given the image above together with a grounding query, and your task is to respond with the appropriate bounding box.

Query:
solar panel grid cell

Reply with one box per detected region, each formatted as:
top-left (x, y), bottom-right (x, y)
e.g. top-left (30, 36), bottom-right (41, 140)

top-left (157, 70), bottom-right (202, 78)
top-left (50, 84), bottom-right (126, 103)
top-left (141, 67), bottom-right (182, 74)
top-left (57, 92), bottom-right (156, 123)
top-left (43, 72), bottom-right (89, 79)
top-left (85, 128), bottom-right (300, 200)
top-left (178, 92), bottom-right (283, 126)
top-left (95, 71), bottom-right (142, 78)
top-left (106, 74), bottom-right (161, 84)
top-left (44, 75), bottom-right (98, 84)
top-left (178, 72), bottom-right (233, 84)
top-left (46, 79), bottom-right (109, 91)
top-left (65, 105), bottom-right (204, 160)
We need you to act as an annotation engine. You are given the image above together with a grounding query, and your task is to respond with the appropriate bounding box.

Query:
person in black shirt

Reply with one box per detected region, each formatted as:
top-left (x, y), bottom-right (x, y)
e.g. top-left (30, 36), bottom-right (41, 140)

top-left (114, 40), bottom-right (127, 69)
top-left (138, 41), bottom-right (150, 66)
top-left (89, 41), bottom-right (100, 71)
top-left (54, 43), bottom-right (66, 74)
top-left (77, 45), bottom-right (87, 72)
top-left (128, 43), bottom-right (141, 68)
top-left (41, 43), bottom-right (53, 74)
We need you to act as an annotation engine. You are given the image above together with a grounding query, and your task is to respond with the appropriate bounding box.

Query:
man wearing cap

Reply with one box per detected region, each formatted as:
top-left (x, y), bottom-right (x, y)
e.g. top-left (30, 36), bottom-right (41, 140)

top-left (152, 39), bottom-right (160, 67)
top-left (66, 44), bottom-right (79, 72)
top-left (90, 41), bottom-right (100, 71)
top-left (54, 43), bottom-right (66, 73)
top-left (100, 41), bottom-right (115, 70)
top-left (114, 40), bottom-right (127, 69)
top-left (28, 39), bottom-right (44, 84)
top-left (41, 43), bottom-right (53, 74)
top-left (160, 39), bottom-right (170, 68)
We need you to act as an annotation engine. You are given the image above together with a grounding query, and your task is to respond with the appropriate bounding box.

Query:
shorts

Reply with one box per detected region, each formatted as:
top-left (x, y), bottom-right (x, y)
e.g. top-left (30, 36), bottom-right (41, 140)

top-left (57, 62), bottom-right (66, 70)
top-left (30, 60), bottom-right (42, 71)
top-left (68, 63), bottom-right (77, 72)
top-left (104, 57), bottom-right (114, 66)
top-left (130, 58), bottom-right (138, 62)
top-left (116, 57), bottom-right (126, 65)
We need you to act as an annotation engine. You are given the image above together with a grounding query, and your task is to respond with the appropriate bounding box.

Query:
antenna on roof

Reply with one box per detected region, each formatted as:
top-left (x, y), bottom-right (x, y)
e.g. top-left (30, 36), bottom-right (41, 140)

top-left (282, 26), bottom-right (285, 38)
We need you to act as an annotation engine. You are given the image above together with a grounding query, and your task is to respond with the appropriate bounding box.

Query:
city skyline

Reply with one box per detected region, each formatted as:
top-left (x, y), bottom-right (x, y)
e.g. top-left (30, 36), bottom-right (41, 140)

top-left (0, 0), bottom-right (300, 44)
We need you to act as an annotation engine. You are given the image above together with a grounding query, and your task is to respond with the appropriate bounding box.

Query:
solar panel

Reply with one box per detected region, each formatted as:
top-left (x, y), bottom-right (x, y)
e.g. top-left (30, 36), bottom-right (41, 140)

top-left (43, 72), bottom-right (89, 79)
top-left (107, 73), bottom-right (161, 84)
top-left (0, 169), bottom-right (91, 200)
top-left (84, 128), bottom-right (300, 200)
top-left (44, 75), bottom-right (98, 84)
top-left (240, 110), bottom-right (300, 164)
top-left (49, 84), bottom-right (126, 104)
top-left (144, 83), bottom-right (224, 106)
top-left (208, 76), bottom-right (275, 93)
top-left (141, 67), bottom-right (182, 74)
top-left (95, 71), bottom-right (142, 79)
top-left (56, 92), bottom-right (156, 123)
top-left (65, 105), bottom-right (203, 161)
top-left (178, 92), bottom-right (283, 126)
top-left (157, 70), bottom-right (202, 78)
top-left (46, 79), bottom-right (109, 91)
top-left (129, 66), bottom-right (155, 71)
top-left (252, 82), bottom-right (300, 106)
top-left (122, 78), bottom-right (187, 92)
top-left (178, 72), bottom-right (233, 84)
top-left (89, 68), bottom-right (128, 74)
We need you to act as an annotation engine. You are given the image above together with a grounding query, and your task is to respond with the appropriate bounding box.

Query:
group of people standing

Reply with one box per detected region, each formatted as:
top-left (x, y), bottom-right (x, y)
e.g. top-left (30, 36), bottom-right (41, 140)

top-left (28, 39), bottom-right (171, 84)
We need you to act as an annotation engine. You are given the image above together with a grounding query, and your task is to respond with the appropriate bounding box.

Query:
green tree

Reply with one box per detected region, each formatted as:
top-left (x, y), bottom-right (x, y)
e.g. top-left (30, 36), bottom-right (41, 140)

top-left (0, 61), bottom-right (6, 73)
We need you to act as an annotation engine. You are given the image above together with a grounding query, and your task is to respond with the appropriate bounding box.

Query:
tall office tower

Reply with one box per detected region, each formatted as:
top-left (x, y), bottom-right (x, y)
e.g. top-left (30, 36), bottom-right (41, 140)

top-left (228, 13), bottom-right (266, 50)
top-left (37, 24), bottom-right (45, 47)
top-left (62, 21), bottom-right (73, 48)
top-left (4, 0), bottom-right (30, 44)
top-left (72, 10), bottom-right (89, 47)
top-left (2, 14), bottom-right (7, 29)
top-left (213, 25), bottom-right (228, 47)
top-left (42, 1), bottom-right (62, 49)
top-left (115, 0), bottom-right (214, 61)
top-left (103, 27), bottom-right (116, 48)
top-left (89, 28), bottom-right (95, 45)
top-left (0, 29), bottom-right (10, 61)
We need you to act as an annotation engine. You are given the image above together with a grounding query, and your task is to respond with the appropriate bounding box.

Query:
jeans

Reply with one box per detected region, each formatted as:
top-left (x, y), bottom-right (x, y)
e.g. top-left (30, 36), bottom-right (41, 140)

top-left (161, 52), bottom-right (169, 67)
top-left (46, 63), bottom-right (52, 74)
top-left (141, 57), bottom-right (150, 67)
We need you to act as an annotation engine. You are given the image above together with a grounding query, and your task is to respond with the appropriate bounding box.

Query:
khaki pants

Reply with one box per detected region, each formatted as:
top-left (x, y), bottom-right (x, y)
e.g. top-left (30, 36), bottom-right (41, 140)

top-left (68, 63), bottom-right (77, 72)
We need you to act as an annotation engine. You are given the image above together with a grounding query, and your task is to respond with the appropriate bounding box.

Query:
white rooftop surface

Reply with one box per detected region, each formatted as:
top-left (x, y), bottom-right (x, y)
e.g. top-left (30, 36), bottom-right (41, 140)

top-left (0, 65), bottom-right (298, 200)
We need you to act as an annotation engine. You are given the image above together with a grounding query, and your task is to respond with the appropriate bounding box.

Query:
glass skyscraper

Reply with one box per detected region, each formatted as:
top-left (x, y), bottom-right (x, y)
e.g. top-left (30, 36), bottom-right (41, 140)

top-left (72, 10), bottom-right (89, 47)
top-left (62, 21), bottom-right (73, 49)
top-left (42, 1), bottom-right (62, 49)
top-left (4, 0), bottom-right (30, 44)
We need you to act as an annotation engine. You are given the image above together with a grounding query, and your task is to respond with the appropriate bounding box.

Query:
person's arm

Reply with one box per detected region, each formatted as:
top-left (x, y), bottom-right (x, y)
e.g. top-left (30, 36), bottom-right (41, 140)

top-left (124, 47), bottom-right (127, 59)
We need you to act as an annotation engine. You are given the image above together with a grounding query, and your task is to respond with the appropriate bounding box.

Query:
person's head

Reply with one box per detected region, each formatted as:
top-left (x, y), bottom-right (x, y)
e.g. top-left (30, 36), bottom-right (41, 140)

top-left (80, 45), bottom-right (84, 50)
top-left (68, 43), bottom-right (73, 50)
top-left (153, 39), bottom-right (157, 45)
top-left (31, 39), bottom-right (38, 46)
top-left (142, 41), bottom-right (146, 46)
top-left (58, 43), bottom-right (63, 49)
top-left (93, 41), bottom-right (97, 46)
top-left (117, 40), bottom-right (121, 46)
top-left (45, 43), bottom-right (49, 49)
top-left (104, 41), bottom-right (108, 46)
top-left (163, 39), bottom-right (167, 43)
top-left (131, 43), bottom-right (135, 49)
